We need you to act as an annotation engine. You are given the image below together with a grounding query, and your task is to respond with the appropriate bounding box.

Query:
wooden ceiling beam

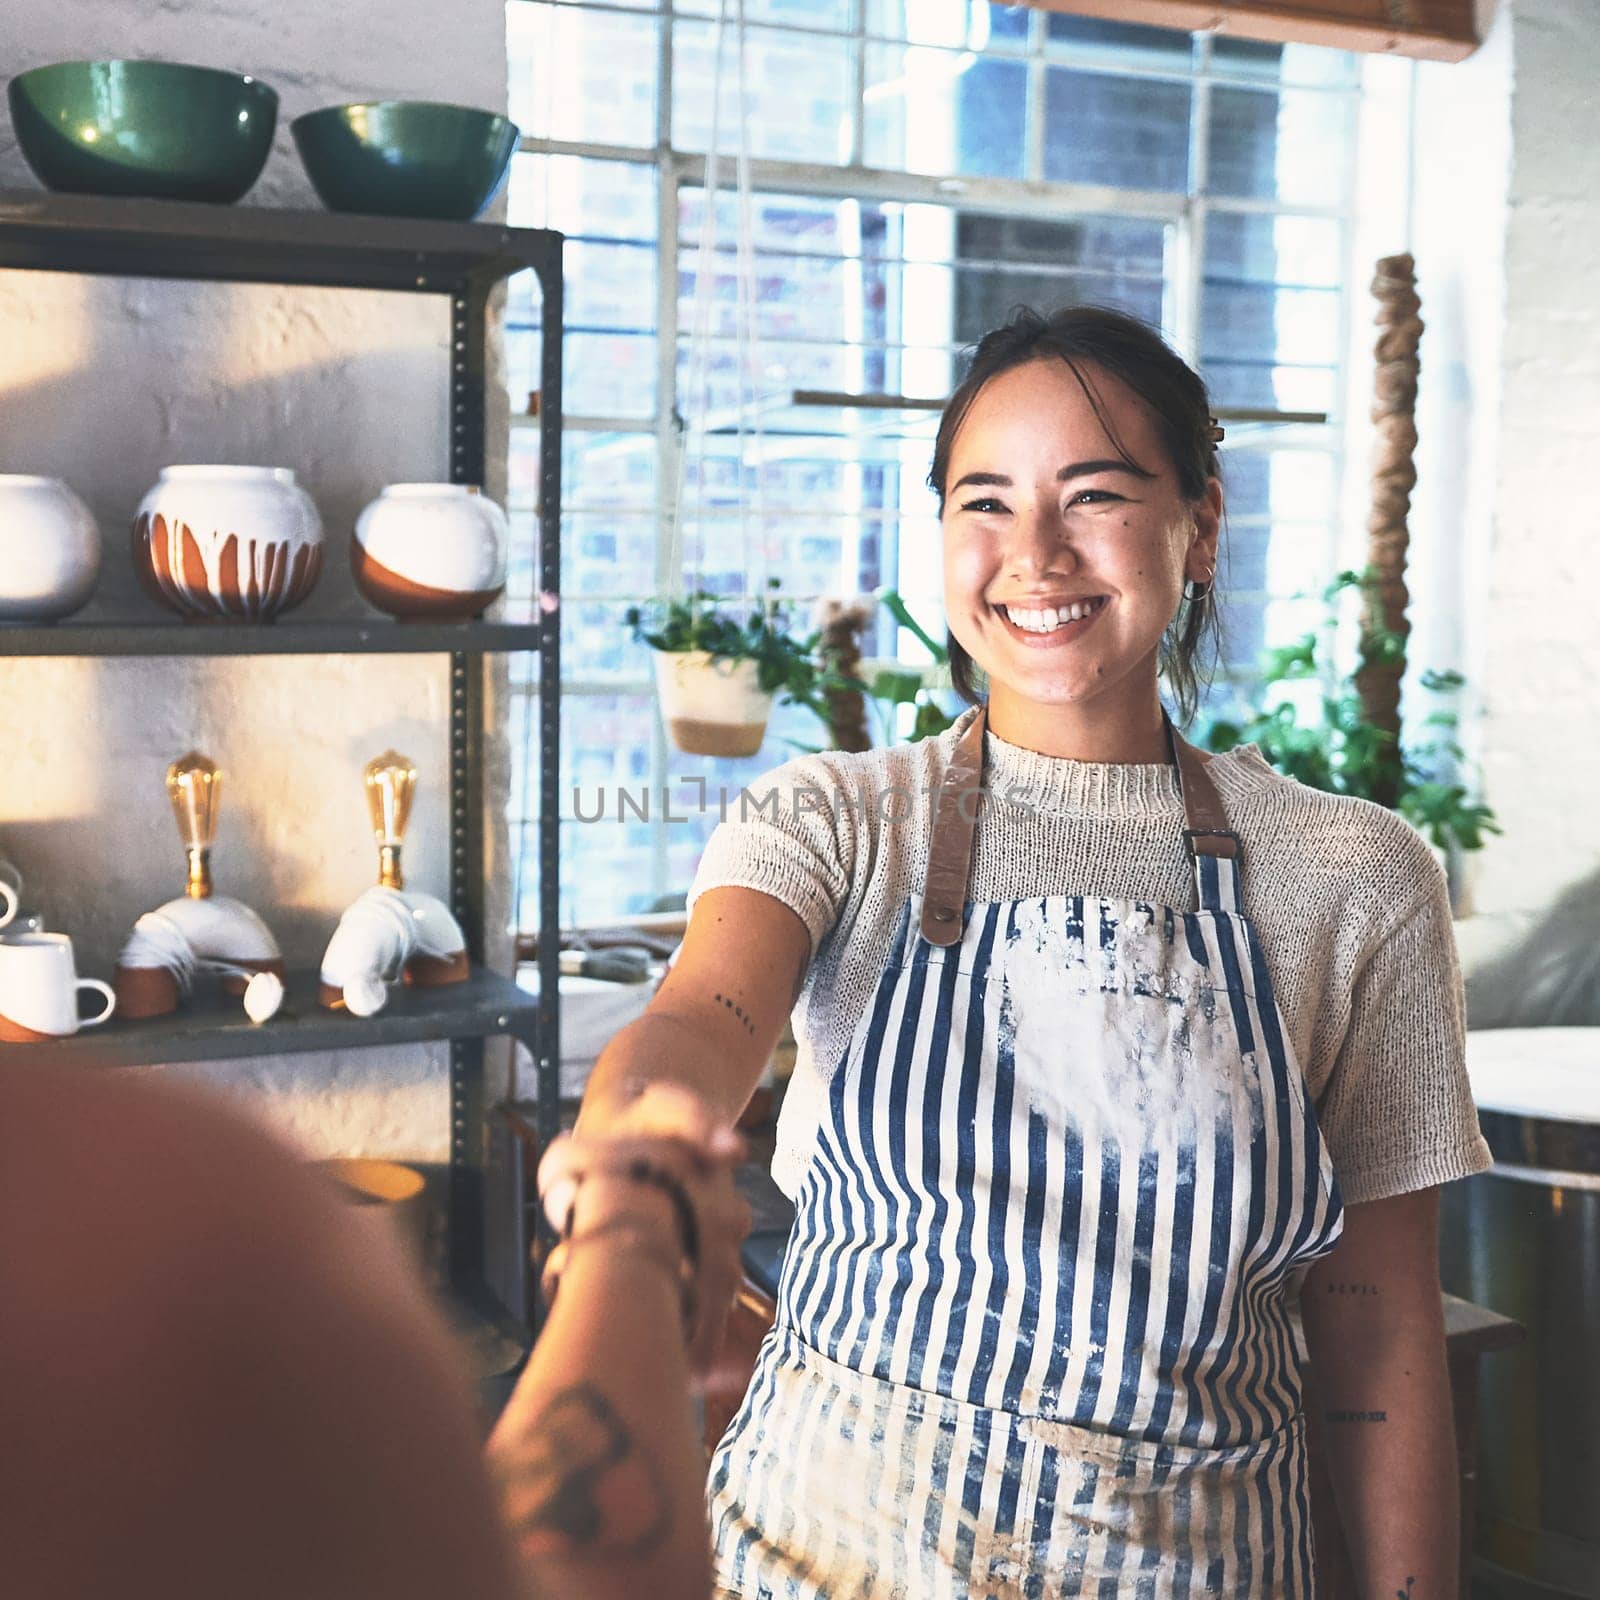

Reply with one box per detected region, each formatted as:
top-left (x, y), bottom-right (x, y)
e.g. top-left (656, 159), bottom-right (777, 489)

top-left (1023, 0), bottom-right (1480, 63)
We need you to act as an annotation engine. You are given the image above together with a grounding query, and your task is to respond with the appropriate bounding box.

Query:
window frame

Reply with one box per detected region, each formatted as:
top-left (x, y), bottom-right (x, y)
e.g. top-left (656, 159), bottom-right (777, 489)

top-left (506, 0), bottom-right (1374, 922)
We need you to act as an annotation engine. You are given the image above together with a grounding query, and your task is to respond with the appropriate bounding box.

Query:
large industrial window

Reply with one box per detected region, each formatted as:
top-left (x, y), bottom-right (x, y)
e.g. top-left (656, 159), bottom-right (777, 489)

top-left (503, 0), bottom-right (1383, 928)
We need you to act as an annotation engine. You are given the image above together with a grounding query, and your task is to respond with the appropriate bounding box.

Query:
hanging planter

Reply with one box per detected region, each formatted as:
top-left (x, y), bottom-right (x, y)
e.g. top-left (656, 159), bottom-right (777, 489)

top-left (628, 584), bottom-right (838, 760)
top-left (652, 649), bottom-right (774, 758)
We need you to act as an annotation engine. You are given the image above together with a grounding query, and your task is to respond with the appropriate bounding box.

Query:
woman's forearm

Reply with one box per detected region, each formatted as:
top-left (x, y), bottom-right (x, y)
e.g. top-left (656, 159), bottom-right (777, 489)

top-left (1313, 1303), bottom-right (1459, 1595)
top-left (487, 1226), bottom-right (711, 1600)
top-left (578, 1009), bottom-right (755, 1133)
top-left (579, 885), bottom-right (813, 1136)
top-left (1301, 1187), bottom-right (1460, 1598)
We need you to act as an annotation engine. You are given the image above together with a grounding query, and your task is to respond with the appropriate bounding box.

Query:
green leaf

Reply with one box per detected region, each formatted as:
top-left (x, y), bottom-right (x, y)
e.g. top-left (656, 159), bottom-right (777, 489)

top-left (870, 668), bottom-right (926, 707)
top-left (878, 589), bottom-right (949, 663)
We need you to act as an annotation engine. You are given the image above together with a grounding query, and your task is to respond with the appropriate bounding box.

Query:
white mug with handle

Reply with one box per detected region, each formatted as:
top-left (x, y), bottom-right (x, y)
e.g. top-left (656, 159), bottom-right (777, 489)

top-left (0, 932), bottom-right (116, 1041)
top-left (0, 858), bottom-right (21, 931)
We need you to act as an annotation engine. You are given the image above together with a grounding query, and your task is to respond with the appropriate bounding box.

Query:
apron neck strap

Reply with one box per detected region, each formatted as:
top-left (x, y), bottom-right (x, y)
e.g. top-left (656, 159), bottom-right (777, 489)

top-left (919, 704), bottom-right (988, 947)
top-left (1163, 709), bottom-right (1244, 913)
top-left (919, 704), bottom-right (1245, 946)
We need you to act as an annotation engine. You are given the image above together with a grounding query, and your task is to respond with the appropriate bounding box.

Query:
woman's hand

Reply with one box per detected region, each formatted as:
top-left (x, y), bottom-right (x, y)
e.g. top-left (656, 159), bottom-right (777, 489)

top-left (538, 1085), bottom-right (752, 1379)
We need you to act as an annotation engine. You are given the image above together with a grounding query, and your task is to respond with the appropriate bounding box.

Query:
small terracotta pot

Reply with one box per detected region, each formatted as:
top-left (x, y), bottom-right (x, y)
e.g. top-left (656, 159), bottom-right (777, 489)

top-left (351, 483), bottom-right (508, 623)
top-left (316, 1158), bottom-right (430, 1267)
top-left (653, 650), bottom-right (773, 758)
top-left (132, 465), bottom-right (323, 622)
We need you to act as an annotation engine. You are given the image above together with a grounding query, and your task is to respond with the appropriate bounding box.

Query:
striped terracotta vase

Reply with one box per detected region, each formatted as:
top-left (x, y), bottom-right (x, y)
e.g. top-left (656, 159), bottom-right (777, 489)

top-left (132, 465), bottom-right (324, 622)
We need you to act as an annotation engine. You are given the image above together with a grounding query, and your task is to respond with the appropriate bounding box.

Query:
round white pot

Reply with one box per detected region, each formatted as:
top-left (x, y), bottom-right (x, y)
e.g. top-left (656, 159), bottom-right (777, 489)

top-left (351, 483), bottom-right (509, 623)
top-left (132, 465), bottom-right (324, 622)
top-left (653, 649), bottom-right (774, 758)
top-left (0, 475), bottom-right (102, 623)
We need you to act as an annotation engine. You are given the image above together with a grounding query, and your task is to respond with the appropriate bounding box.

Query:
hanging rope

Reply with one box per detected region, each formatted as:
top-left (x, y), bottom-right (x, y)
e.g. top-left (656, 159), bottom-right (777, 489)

top-left (511, 0), bottom-right (564, 950)
top-left (668, 0), bottom-right (732, 599)
top-left (732, 0), bottom-right (767, 614)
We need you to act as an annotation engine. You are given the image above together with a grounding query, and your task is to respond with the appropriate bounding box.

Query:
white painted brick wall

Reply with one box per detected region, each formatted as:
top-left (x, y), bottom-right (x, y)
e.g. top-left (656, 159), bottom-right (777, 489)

top-left (1410, 0), bottom-right (1600, 946)
top-left (0, 1), bottom-right (512, 1157)
top-left (1472, 0), bottom-right (1600, 921)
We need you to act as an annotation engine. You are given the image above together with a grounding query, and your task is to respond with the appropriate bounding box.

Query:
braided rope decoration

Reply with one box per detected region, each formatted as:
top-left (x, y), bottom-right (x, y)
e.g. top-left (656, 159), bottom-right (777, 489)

top-left (1358, 252), bottom-right (1423, 807)
top-left (817, 598), bottom-right (873, 754)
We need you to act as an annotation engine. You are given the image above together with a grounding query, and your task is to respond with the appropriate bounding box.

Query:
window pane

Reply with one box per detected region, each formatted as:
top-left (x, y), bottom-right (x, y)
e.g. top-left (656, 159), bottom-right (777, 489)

top-left (1207, 86), bottom-right (1352, 206)
top-left (507, 153), bottom-right (656, 241)
top-left (507, 237), bottom-right (655, 345)
top-left (1202, 358), bottom-right (1337, 414)
top-left (508, 3), bottom-right (658, 147)
top-left (865, 1), bottom-right (1032, 50)
top-left (952, 213), bottom-right (1169, 340)
top-left (1219, 448), bottom-right (1336, 527)
top-left (540, 693), bottom-right (661, 925)
top-left (672, 19), bottom-right (854, 164)
top-left (528, 428), bottom-right (659, 515)
top-left (1210, 37), bottom-right (1358, 89)
top-left (677, 0), bottom-right (852, 28)
top-left (512, 328), bottom-right (657, 419)
top-left (1043, 70), bottom-right (1192, 192)
top-left (1205, 212), bottom-right (1343, 289)
top-left (1202, 263), bottom-right (1341, 371)
top-left (1046, 14), bottom-right (1195, 71)
top-left (864, 45), bottom-right (1027, 179)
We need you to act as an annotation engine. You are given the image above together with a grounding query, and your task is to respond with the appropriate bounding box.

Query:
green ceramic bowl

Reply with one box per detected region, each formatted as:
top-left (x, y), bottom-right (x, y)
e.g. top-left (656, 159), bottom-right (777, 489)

top-left (292, 101), bottom-right (520, 222)
top-left (8, 60), bottom-right (277, 204)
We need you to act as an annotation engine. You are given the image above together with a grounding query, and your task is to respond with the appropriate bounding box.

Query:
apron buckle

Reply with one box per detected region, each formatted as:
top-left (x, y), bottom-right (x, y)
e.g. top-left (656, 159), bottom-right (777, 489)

top-left (1183, 826), bottom-right (1242, 860)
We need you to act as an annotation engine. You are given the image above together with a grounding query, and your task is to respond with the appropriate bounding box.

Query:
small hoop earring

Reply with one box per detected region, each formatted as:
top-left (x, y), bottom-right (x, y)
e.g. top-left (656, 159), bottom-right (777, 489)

top-left (1183, 568), bottom-right (1215, 603)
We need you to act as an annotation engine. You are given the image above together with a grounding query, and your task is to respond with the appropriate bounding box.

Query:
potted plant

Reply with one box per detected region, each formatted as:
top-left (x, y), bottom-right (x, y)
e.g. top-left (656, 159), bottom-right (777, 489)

top-left (1201, 568), bottom-right (1499, 863)
top-left (626, 580), bottom-right (836, 758)
top-left (868, 589), bottom-right (958, 743)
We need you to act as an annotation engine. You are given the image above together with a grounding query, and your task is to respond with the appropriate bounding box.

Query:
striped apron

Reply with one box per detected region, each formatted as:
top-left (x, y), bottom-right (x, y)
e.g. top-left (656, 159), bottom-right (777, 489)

top-left (709, 705), bottom-right (1346, 1597)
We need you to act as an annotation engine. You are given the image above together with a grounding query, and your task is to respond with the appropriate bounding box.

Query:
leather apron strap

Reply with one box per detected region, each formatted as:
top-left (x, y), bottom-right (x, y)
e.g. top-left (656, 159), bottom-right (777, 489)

top-left (919, 706), bottom-right (988, 946)
top-left (1163, 711), bottom-right (1241, 864)
top-left (919, 703), bottom-right (1239, 948)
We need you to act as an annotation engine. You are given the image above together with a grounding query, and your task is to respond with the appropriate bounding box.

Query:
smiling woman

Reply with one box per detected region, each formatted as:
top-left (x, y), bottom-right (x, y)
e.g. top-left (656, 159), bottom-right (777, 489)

top-left (576, 303), bottom-right (1494, 1598)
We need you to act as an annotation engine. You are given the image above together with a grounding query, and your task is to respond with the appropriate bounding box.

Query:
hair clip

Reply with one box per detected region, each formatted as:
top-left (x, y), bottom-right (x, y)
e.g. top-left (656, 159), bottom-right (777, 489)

top-left (1207, 418), bottom-right (1226, 445)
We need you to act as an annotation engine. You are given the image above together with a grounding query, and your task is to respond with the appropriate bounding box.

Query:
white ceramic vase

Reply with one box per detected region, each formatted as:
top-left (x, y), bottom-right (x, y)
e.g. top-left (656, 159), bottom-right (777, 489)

top-left (132, 465), bottom-right (324, 622)
top-left (0, 475), bottom-right (102, 623)
top-left (652, 649), bottom-right (774, 758)
top-left (351, 483), bottom-right (509, 623)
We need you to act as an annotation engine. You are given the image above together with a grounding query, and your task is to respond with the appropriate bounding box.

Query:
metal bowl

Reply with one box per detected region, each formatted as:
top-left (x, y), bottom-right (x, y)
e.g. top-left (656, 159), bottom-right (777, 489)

top-left (8, 60), bottom-right (278, 204)
top-left (291, 100), bottom-right (520, 222)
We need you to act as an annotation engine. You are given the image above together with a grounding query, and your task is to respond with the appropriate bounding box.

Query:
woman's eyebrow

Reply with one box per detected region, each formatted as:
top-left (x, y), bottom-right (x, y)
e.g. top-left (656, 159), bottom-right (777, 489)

top-left (950, 459), bottom-right (1155, 494)
top-left (1058, 457), bottom-right (1155, 482)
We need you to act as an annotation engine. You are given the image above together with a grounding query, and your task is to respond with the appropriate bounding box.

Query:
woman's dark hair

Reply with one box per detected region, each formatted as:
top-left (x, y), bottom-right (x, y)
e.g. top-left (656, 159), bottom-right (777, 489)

top-left (928, 304), bottom-right (1224, 726)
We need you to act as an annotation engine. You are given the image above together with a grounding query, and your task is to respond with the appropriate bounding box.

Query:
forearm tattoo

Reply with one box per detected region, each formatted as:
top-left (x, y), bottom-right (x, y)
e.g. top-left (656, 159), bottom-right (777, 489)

top-left (715, 991), bottom-right (757, 1039)
top-left (1396, 1577), bottom-right (1415, 1599)
top-left (495, 1383), bottom-right (670, 1560)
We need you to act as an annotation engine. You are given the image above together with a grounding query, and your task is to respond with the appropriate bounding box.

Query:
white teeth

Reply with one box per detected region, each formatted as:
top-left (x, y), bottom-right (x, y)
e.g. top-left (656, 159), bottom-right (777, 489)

top-left (1002, 599), bottom-right (1101, 633)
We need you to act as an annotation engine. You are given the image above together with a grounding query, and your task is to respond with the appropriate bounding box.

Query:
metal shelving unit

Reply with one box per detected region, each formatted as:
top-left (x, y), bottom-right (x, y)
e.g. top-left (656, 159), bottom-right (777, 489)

top-left (0, 620), bottom-right (543, 657)
top-left (13, 966), bottom-right (539, 1069)
top-left (0, 189), bottom-right (563, 1349)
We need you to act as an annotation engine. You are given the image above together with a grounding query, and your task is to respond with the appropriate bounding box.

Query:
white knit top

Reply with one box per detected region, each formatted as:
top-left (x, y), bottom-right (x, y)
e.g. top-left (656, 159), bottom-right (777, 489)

top-left (688, 703), bottom-right (1494, 1206)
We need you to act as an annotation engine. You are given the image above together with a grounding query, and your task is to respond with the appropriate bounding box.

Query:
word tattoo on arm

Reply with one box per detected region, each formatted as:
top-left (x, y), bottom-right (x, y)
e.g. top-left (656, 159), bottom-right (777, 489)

top-left (1324, 1408), bottom-right (1388, 1423)
top-left (715, 991), bottom-right (757, 1039)
top-left (495, 1383), bottom-right (670, 1560)
top-left (1324, 1281), bottom-right (1380, 1296)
